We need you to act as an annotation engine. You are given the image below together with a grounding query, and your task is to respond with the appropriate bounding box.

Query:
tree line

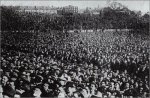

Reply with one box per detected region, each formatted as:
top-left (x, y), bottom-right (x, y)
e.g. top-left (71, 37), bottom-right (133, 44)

top-left (1, 6), bottom-right (149, 34)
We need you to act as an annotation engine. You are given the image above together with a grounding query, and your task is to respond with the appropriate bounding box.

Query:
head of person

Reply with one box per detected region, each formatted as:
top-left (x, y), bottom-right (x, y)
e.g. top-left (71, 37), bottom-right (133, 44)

top-left (43, 82), bottom-right (49, 91)
top-left (77, 67), bottom-right (81, 72)
top-left (101, 81), bottom-right (106, 87)
top-left (134, 81), bottom-right (139, 88)
top-left (58, 86), bottom-right (65, 93)
top-left (122, 77), bottom-right (126, 82)
top-left (78, 75), bottom-right (84, 83)
top-left (59, 78), bottom-right (66, 86)
top-left (124, 70), bottom-right (127, 74)
top-left (3, 84), bottom-right (16, 98)
top-left (8, 80), bottom-right (15, 90)
top-left (110, 81), bottom-right (115, 87)
top-left (139, 81), bottom-right (143, 87)
top-left (90, 83), bottom-right (96, 91)
top-left (125, 82), bottom-right (130, 89)
top-left (58, 87), bottom-right (66, 98)
top-left (68, 86), bottom-right (76, 94)
top-left (139, 87), bottom-right (144, 93)
top-left (66, 82), bottom-right (76, 94)
top-left (2, 75), bottom-right (9, 86)
top-left (35, 75), bottom-right (43, 85)
top-left (81, 88), bottom-right (88, 96)
top-left (72, 72), bottom-right (77, 78)
top-left (89, 69), bottom-right (93, 74)
top-left (33, 86), bottom-right (42, 97)
top-left (130, 78), bottom-right (134, 84)
top-left (48, 77), bottom-right (55, 84)
top-left (115, 82), bottom-right (120, 91)
top-left (130, 85), bottom-right (134, 89)
top-left (55, 69), bottom-right (60, 75)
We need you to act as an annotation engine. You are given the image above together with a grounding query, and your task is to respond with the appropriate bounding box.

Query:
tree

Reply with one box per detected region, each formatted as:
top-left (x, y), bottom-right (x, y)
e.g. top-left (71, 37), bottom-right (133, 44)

top-left (1, 6), bottom-right (22, 31)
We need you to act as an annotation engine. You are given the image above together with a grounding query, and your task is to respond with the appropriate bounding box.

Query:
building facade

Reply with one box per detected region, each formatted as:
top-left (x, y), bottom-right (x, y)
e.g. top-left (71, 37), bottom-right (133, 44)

top-left (17, 6), bottom-right (58, 14)
top-left (17, 5), bottom-right (78, 15)
top-left (57, 5), bottom-right (78, 15)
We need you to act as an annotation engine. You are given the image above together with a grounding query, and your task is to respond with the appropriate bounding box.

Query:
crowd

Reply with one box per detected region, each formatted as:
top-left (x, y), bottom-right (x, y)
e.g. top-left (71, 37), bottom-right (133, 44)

top-left (1, 30), bottom-right (150, 98)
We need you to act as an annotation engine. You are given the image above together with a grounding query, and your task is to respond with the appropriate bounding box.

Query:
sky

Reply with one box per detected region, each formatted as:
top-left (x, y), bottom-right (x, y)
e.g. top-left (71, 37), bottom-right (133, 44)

top-left (1, 0), bottom-right (149, 14)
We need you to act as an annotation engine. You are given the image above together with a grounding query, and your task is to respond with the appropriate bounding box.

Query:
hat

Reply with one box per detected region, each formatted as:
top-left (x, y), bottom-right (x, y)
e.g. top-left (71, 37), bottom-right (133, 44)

top-left (19, 67), bottom-right (25, 72)
top-left (30, 73), bottom-right (36, 77)
top-left (35, 75), bottom-right (43, 83)
top-left (13, 69), bottom-right (19, 73)
top-left (2, 74), bottom-right (10, 79)
top-left (77, 84), bottom-right (85, 89)
top-left (33, 85), bottom-right (42, 90)
top-left (20, 75), bottom-right (30, 83)
top-left (97, 86), bottom-right (105, 93)
top-left (89, 77), bottom-right (95, 83)
top-left (10, 77), bottom-right (17, 82)
top-left (66, 81), bottom-right (74, 88)
top-left (25, 70), bottom-right (31, 73)
top-left (21, 83), bottom-right (30, 91)
top-left (10, 72), bottom-right (18, 78)
top-left (49, 83), bottom-right (57, 90)
top-left (80, 70), bottom-right (85, 74)
top-left (91, 95), bottom-right (99, 98)
top-left (58, 76), bottom-right (67, 81)
top-left (51, 64), bottom-right (59, 69)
